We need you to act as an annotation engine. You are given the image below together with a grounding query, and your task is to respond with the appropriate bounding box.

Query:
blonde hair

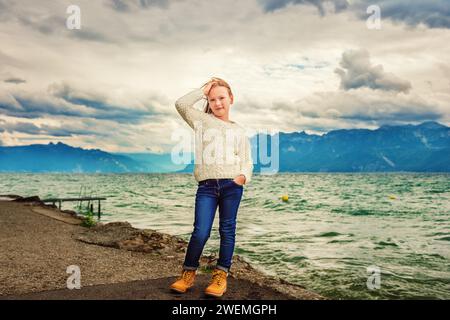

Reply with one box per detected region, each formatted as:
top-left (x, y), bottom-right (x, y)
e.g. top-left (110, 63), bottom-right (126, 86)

top-left (202, 77), bottom-right (234, 114)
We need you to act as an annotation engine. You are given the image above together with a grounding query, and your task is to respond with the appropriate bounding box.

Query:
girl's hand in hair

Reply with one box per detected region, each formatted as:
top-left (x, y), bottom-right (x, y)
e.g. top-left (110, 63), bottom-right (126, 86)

top-left (202, 78), bottom-right (218, 96)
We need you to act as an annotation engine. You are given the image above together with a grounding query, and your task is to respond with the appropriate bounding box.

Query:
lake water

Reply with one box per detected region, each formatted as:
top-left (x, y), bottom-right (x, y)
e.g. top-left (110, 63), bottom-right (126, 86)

top-left (1, 172), bottom-right (449, 299)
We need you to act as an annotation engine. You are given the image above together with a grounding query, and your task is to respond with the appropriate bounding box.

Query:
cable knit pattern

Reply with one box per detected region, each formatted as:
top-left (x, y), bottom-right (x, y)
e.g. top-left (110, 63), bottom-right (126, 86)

top-left (175, 88), bottom-right (253, 184)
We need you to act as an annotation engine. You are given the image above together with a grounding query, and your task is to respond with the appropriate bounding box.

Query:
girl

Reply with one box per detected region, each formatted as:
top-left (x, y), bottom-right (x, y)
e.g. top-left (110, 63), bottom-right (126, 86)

top-left (170, 77), bottom-right (253, 297)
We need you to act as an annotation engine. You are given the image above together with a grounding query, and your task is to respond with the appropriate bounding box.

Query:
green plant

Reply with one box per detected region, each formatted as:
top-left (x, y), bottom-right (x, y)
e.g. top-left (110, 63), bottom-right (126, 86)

top-left (81, 208), bottom-right (96, 228)
top-left (199, 265), bottom-right (215, 273)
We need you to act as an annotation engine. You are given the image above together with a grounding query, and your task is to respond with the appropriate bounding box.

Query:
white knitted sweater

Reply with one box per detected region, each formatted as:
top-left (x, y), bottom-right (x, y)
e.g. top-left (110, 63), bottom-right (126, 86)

top-left (175, 88), bottom-right (253, 184)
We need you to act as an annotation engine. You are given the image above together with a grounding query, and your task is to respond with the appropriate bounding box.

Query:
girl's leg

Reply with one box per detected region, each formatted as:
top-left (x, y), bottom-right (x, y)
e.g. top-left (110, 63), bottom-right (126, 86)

top-left (183, 183), bottom-right (219, 270)
top-left (216, 181), bottom-right (243, 272)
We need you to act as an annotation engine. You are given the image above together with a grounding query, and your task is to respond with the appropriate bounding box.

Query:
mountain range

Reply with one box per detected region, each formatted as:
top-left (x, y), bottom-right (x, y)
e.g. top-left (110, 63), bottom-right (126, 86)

top-left (0, 121), bottom-right (448, 173)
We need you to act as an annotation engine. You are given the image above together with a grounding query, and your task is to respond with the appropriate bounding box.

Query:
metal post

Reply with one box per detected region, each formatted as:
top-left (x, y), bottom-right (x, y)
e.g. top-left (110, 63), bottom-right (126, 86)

top-left (98, 200), bottom-right (101, 220)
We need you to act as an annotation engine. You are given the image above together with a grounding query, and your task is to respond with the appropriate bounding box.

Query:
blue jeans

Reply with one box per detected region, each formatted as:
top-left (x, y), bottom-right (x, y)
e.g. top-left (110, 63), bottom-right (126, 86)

top-left (183, 178), bottom-right (244, 273)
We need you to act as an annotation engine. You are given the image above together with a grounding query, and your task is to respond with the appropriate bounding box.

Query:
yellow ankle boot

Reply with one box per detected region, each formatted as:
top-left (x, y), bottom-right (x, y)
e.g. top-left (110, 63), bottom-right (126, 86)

top-left (205, 268), bottom-right (228, 297)
top-left (170, 269), bottom-right (196, 293)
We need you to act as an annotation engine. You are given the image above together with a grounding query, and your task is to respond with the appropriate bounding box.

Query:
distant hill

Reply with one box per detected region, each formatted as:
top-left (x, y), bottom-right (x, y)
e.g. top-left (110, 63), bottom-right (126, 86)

top-left (178, 121), bottom-right (450, 173)
top-left (0, 142), bottom-right (144, 173)
top-left (113, 152), bottom-right (191, 173)
top-left (0, 121), bottom-right (448, 173)
top-left (262, 120), bottom-right (450, 172)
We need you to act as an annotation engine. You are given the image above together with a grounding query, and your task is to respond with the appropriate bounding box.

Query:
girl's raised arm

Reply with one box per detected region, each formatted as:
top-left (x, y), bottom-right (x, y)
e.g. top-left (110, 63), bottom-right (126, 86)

top-left (175, 88), bottom-right (211, 130)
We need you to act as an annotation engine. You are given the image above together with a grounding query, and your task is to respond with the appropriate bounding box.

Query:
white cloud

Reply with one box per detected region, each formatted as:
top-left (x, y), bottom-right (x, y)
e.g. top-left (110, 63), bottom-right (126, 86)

top-left (0, 0), bottom-right (449, 152)
top-left (335, 48), bottom-right (411, 92)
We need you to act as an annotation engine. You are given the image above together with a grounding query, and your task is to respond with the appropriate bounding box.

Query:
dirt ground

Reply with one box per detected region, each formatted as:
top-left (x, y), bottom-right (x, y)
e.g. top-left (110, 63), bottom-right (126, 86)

top-left (0, 199), bottom-right (324, 300)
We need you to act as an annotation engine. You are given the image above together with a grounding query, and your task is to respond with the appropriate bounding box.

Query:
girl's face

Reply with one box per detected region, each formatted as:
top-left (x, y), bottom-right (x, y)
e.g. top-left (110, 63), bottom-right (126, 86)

top-left (207, 85), bottom-right (233, 118)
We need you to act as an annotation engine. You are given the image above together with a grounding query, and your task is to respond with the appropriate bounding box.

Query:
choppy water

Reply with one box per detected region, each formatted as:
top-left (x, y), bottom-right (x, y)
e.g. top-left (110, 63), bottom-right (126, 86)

top-left (1, 173), bottom-right (449, 299)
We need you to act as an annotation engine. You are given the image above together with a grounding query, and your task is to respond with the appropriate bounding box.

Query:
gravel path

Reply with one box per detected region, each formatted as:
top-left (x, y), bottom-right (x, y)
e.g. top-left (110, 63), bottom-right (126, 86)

top-left (0, 201), bottom-right (185, 296)
top-left (2, 276), bottom-right (292, 300)
top-left (0, 200), bottom-right (323, 300)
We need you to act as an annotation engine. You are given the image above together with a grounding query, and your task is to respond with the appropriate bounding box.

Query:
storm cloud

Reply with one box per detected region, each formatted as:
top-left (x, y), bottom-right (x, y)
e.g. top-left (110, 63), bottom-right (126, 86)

top-left (259, 0), bottom-right (450, 29)
top-left (258, 0), bottom-right (349, 15)
top-left (0, 0), bottom-right (449, 151)
top-left (352, 0), bottom-right (450, 29)
top-left (107, 0), bottom-right (170, 12)
top-left (4, 77), bottom-right (26, 84)
top-left (334, 49), bottom-right (412, 93)
top-left (0, 82), bottom-right (167, 124)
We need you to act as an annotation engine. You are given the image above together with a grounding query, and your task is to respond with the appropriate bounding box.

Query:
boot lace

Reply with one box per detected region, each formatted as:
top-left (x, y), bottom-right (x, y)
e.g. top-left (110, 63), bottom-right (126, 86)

top-left (181, 270), bottom-right (195, 282)
top-left (211, 270), bottom-right (225, 286)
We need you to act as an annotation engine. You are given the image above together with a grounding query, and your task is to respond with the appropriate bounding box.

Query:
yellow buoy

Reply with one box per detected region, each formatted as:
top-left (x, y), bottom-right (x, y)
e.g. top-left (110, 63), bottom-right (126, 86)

top-left (281, 195), bottom-right (289, 202)
top-left (388, 195), bottom-right (397, 200)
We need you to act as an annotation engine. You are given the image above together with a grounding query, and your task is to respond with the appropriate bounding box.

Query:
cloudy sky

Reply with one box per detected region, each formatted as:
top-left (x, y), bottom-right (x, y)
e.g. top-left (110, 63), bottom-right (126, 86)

top-left (1, 0), bottom-right (449, 153)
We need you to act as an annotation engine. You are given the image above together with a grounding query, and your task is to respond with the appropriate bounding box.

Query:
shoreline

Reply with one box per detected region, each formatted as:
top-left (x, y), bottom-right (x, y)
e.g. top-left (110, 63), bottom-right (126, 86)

top-left (0, 194), bottom-right (324, 300)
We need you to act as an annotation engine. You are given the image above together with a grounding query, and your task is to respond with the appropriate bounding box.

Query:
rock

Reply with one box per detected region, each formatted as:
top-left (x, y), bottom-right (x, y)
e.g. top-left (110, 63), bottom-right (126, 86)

top-left (60, 209), bottom-right (78, 216)
top-left (74, 221), bottom-right (189, 255)
top-left (72, 220), bottom-right (325, 299)
top-left (13, 196), bottom-right (42, 203)
top-left (74, 221), bottom-right (141, 247)
top-left (0, 194), bottom-right (23, 200)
